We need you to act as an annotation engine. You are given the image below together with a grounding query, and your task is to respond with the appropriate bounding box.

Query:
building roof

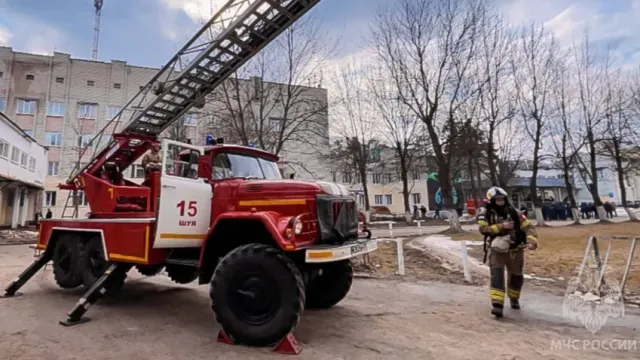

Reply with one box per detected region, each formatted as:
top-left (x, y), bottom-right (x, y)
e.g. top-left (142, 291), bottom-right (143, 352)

top-left (0, 111), bottom-right (48, 151)
top-left (507, 177), bottom-right (566, 188)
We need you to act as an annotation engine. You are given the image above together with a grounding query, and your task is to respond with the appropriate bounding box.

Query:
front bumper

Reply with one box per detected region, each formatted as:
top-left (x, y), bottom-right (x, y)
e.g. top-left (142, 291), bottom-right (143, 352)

top-left (304, 238), bottom-right (378, 263)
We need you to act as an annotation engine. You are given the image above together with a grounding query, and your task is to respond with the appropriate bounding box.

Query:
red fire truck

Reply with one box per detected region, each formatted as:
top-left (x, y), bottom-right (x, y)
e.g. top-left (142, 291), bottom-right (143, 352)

top-left (1, 0), bottom-right (377, 354)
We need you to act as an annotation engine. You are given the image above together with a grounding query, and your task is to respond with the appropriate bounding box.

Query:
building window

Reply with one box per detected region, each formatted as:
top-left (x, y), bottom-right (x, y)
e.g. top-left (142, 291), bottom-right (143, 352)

top-left (107, 106), bottom-right (121, 120)
top-left (358, 194), bottom-right (365, 206)
top-left (77, 103), bottom-right (97, 119)
top-left (87, 80), bottom-right (95, 87)
top-left (354, 172), bottom-right (361, 184)
top-left (74, 191), bottom-right (90, 206)
top-left (45, 132), bottom-right (62, 146)
top-left (47, 102), bottom-right (66, 116)
top-left (412, 170), bottom-right (421, 180)
top-left (183, 114), bottom-right (197, 126)
top-left (16, 99), bottom-right (36, 115)
top-left (55, 77), bottom-right (64, 84)
top-left (375, 195), bottom-right (383, 205)
top-left (45, 191), bottom-right (57, 207)
top-left (47, 161), bottom-right (59, 176)
top-left (26, 74), bottom-right (35, 80)
top-left (412, 193), bottom-right (421, 205)
top-left (0, 139), bottom-right (9, 158)
top-left (384, 173), bottom-right (393, 183)
top-left (77, 134), bottom-right (93, 147)
top-left (11, 147), bottom-right (20, 163)
top-left (269, 117), bottom-right (283, 132)
top-left (342, 172), bottom-right (352, 184)
top-left (597, 169), bottom-right (605, 179)
top-left (130, 164), bottom-right (145, 178)
top-left (28, 156), bottom-right (36, 172)
top-left (372, 173), bottom-right (381, 184)
top-left (0, 71), bottom-right (3, 78)
top-left (0, 97), bottom-right (5, 112)
top-left (331, 171), bottom-right (337, 183)
top-left (385, 194), bottom-right (393, 205)
top-left (113, 83), bottom-right (122, 89)
top-left (20, 152), bottom-right (28, 167)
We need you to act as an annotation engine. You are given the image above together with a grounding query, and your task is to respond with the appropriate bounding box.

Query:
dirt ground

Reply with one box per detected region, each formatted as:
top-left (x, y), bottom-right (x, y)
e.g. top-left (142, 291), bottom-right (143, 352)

top-left (2, 244), bottom-right (640, 360)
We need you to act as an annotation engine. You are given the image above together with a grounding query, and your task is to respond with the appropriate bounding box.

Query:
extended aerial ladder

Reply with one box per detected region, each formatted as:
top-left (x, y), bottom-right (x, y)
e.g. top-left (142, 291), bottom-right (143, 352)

top-left (61, 0), bottom-right (321, 213)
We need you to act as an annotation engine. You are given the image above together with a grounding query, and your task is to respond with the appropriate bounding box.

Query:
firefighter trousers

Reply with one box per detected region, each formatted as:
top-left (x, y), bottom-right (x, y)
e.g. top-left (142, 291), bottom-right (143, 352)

top-left (488, 248), bottom-right (525, 309)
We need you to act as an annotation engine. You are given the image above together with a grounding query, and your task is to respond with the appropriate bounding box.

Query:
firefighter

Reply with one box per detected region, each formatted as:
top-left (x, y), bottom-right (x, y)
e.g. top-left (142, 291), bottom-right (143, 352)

top-left (476, 187), bottom-right (538, 318)
top-left (142, 143), bottom-right (162, 175)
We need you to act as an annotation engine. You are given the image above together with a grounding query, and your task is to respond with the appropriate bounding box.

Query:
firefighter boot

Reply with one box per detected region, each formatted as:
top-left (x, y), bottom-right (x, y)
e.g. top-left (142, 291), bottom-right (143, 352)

top-left (489, 267), bottom-right (505, 318)
top-left (508, 274), bottom-right (524, 310)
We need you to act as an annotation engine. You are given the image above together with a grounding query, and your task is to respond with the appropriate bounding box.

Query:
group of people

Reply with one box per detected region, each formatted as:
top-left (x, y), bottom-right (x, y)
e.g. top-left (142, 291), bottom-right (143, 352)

top-left (579, 201), bottom-right (618, 219)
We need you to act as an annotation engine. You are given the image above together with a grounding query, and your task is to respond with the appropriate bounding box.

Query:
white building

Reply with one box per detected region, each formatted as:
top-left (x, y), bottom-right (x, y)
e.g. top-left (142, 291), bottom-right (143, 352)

top-left (0, 111), bottom-right (48, 228)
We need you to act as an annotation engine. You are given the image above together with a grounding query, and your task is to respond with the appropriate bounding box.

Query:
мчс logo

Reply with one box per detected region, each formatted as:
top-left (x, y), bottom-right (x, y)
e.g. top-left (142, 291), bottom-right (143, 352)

top-left (562, 264), bottom-right (625, 334)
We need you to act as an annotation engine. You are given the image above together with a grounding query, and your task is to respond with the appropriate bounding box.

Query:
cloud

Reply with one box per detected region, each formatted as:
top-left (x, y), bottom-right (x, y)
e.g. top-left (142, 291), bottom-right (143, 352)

top-left (0, 3), bottom-right (67, 55)
top-left (501, 0), bottom-right (640, 67)
top-left (0, 24), bottom-right (12, 45)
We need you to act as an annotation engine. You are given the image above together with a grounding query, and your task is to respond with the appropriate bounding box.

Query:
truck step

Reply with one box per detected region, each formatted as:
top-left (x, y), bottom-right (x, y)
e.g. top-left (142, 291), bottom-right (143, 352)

top-left (164, 258), bottom-right (199, 267)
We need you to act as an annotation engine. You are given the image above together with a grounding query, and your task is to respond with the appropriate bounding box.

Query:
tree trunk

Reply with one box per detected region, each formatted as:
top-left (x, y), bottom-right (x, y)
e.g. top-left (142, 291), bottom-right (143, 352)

top-left (529, 125), bottom-right (546, 226)
top-left (398, 147), bottom-right (411, 224)
top-left (467, 156), bottom-right (477, 208)
top-left (613, 141), bottom-right (639, 221)
top-left (439, 167), bottom-right (462, 232)
top-left (561, 150), bottom-right (581, 225)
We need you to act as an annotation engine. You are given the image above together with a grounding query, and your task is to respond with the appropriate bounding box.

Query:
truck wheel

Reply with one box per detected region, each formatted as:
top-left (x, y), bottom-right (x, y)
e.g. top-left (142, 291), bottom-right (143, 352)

top-left (136, 264), bottom-right (164, 277)
top-left (166, 264), bottom-right (198, 284)
top-left (79, 236), bottom-right (126, 294)
top-left (52, 236), bottom-right (83, 289)
top-left (210, 244), bottom-right (305, 347)
top-left (305, 260), bottom-right (353, 309)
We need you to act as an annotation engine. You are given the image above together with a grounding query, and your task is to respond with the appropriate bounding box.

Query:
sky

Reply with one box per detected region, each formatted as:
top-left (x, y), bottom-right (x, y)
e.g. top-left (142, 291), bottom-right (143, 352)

top-left (1, 0), bottom-right (639, 70)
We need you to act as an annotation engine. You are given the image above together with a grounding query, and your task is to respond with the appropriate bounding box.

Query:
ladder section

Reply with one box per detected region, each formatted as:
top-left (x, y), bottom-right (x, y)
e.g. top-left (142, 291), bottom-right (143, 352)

top-left (67, 0), bottom-right (321, 184)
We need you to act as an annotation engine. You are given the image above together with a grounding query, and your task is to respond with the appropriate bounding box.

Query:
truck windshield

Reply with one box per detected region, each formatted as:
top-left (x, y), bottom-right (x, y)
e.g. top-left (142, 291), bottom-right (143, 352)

top-left (212, 153), bottom-right (282, 180)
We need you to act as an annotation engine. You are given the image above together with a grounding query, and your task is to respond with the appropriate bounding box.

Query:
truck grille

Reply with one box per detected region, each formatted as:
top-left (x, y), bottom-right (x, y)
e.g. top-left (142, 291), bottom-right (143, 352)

top-left (316, 194), bottom-right (358, 244)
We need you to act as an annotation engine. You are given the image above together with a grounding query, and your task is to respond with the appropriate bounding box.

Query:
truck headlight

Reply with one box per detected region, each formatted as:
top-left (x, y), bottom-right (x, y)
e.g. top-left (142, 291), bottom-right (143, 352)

top-left (294, 217), bottom-right (303, 235)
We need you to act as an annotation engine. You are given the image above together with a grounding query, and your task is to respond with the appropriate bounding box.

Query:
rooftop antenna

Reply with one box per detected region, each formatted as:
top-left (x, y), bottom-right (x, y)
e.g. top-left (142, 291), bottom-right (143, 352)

top-left (92, 0), bottom-right (104, 60)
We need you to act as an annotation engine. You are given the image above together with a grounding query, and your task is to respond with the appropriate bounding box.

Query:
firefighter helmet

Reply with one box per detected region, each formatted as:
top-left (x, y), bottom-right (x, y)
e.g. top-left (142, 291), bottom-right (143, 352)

top-left (486, 186), bottom-right (508, 201)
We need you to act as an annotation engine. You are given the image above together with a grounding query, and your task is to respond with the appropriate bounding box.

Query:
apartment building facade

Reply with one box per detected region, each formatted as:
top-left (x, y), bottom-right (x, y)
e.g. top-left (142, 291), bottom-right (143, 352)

top-left (0, 47), bottom-right (330, 218)
top-left (0, 111), bottom-right (48, 227)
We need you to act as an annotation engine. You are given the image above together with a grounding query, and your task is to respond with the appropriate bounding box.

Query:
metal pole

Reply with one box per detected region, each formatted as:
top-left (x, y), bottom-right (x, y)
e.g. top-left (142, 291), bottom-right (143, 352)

top-left (620, 238), bottom-right (638, 294)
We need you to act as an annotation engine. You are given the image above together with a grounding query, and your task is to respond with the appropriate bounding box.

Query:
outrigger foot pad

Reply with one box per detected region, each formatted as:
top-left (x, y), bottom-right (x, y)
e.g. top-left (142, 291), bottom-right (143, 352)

top-left (59, 317), bottom-right (91, 327)
top-left (0, 292), bottom-right (23, 299)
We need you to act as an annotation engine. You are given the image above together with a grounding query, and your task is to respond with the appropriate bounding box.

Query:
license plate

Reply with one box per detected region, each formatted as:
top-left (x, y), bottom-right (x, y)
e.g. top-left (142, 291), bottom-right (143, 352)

top-left (351, 244), bottom-right (365, 254)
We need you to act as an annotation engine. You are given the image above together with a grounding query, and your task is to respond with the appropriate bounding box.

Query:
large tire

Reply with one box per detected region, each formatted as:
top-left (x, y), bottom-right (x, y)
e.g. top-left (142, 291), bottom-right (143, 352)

top-left (52, 236), bottom-right (83, 289)
top-left (136, 264), bottom-right (164, 277)
top-left (78, 236), bottom-right (126, 294)
top-left (210, 244), bottom-right (305, 347)
top-left (305, 260), bottom-right (353, 309)
top-left (165, 264), bottom-right (198, 284)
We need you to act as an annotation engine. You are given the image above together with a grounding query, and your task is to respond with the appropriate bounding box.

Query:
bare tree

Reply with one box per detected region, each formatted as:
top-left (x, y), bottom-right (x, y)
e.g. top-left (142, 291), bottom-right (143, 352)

top-left (549, 55), bottom-right (583, 224)
top-left (570, 34), bottom-right (610, 220)
top-left (205, 17), bottom-right (334, 162)
top-left (368, 66), bottom-right (422, 221)
top-left (331, 60), bottom-right (377, 216)
top-left (476, 11), bottom-right (519, 189)
top-left (512, 23), bottom-right (558, 225)
top-left (602, 68), bottom-right (640, 220)
top-left (370, 0), bottom-right (486, 231)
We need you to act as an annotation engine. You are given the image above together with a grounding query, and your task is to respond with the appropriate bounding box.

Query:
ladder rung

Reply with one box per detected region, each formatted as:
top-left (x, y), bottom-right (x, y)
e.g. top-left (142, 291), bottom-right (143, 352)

top-left (151, 106), bottom-right (180, 116)
top-left (265, 0), bottom-right (295, 20)
top-left (183, 76), bottom-right (211, 88)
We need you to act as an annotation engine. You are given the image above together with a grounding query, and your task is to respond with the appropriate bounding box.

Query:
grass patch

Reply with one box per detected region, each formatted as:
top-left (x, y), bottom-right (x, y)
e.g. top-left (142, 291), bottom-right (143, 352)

top-left (444, 222), bottom-right (640, 292)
